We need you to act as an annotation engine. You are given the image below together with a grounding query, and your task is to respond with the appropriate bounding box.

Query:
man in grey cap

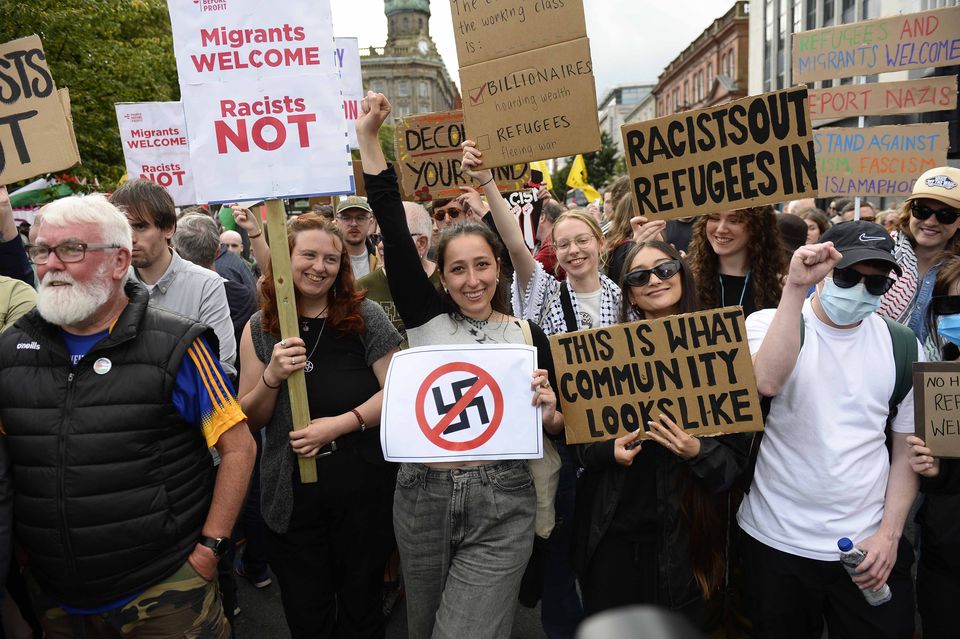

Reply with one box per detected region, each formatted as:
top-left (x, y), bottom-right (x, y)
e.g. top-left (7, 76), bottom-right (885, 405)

top-left (335, 196), bottom-right (379, 278)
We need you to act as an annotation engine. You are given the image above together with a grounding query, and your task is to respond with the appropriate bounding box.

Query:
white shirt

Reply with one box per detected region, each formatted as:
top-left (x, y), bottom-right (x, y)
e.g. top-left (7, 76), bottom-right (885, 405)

top-left (737, 300), bottom-right (922, 561)
top-left (575, 288), bottom-right (602, 329)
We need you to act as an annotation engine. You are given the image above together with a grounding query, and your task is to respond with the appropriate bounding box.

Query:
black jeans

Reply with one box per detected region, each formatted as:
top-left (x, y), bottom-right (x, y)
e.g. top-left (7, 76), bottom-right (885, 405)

top-left (739, 528), bottom-right (915, 639)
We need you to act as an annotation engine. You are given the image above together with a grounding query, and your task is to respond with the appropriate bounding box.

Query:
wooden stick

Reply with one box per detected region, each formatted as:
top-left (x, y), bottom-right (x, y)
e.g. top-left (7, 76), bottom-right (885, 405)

top-left (265, 199), bottom-right (317, 483)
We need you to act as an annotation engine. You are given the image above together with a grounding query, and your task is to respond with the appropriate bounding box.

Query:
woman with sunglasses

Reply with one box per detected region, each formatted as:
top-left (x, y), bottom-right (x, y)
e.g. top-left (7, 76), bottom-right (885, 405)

top-left (572, 240), bottom-right (748, 628)
top-left (905, 254), bottom-right (960, 639)
top-left (880, 167), bottom-right (960, 348)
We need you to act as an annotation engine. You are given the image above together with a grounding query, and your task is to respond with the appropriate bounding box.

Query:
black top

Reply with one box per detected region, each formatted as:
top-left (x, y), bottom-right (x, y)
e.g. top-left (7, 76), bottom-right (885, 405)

top-left (606, 444), bottom-right (658, 541)
top-left (718, 273), bottom-right (757, 317)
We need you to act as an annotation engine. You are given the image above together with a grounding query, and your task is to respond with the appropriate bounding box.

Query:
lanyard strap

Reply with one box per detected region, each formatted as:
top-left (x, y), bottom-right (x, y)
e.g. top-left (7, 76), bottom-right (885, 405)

top-left (719, 271), bottom-right (751, 307)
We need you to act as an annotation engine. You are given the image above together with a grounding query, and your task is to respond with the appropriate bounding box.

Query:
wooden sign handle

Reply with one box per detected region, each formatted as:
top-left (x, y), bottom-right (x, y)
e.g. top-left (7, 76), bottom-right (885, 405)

top-left (265, 199), bottom-right (317, 484)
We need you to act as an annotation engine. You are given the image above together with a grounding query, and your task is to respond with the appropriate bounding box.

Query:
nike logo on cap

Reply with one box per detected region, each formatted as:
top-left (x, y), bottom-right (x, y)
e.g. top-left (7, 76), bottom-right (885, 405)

top-left (859, 234), bottom-right (885, 242)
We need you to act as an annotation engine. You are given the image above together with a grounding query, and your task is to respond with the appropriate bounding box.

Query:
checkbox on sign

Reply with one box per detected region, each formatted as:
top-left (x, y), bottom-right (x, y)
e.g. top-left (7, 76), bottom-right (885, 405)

top-left (469, 85), bottom-right (485, 105)
top-left (476, 135), bottom-right (491, 151)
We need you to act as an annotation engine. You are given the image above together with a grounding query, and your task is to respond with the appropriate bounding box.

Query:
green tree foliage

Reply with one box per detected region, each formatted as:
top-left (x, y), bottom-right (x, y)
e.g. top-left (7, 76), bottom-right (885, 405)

top-left (549, 131), bottom-right (625, 203)
top-left (2, 0), bottom-right (180, 187)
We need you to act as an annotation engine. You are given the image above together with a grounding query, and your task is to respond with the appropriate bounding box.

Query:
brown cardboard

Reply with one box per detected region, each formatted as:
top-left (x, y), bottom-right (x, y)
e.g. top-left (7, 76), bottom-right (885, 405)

top-left (58, 88), bottom-right (80, 161)
top-left (793, 6), bottom-right (960, 84)
top-left (808, 76), bottom-right (958, 120)
top-left (549, 307), bottom-right (764, 445)
top-left (621, 87), bottom-right (817, 221)
top-left (451, 0), bottom-right (587, 67)
top-left (393, 110), bottom-right (529, 201)
top-left (461, 37), bottom-right (601, 168)
top-left (0, 35), bottom-right (81, 184)
top-left (913, 362), bottom-right (960, 459)
top-left (815, 122), bottom-right (948, 197)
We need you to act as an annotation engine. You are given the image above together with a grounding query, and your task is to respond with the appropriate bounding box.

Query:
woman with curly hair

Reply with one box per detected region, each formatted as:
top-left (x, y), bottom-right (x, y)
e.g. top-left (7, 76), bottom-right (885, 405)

top-left (688, 207), bottom-right (787, 317)
top-left (237, 213), bottom-right (401, 638)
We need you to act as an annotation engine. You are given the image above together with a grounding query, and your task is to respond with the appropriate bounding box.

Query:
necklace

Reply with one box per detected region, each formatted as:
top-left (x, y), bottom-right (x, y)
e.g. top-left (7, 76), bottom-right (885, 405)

top-left (301, 304), bottom-right (328, 332)
top-left (461, 307), bottom-right (497, 331)
top-left (302, 318), bottom-right (327, 373)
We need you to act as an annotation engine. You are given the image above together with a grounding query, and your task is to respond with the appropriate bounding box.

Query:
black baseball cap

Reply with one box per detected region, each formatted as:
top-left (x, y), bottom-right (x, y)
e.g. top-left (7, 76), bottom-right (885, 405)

top-left (820, 220), bottom-right (902, 276)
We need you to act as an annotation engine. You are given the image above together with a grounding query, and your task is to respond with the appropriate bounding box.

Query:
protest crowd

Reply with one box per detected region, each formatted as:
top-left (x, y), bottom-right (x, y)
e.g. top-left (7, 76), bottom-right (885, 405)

top-left (1, 2), bottom-right (960, 639)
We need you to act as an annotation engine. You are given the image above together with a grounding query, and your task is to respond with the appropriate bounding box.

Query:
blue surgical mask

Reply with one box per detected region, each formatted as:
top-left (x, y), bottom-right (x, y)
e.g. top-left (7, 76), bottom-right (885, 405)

top-left (818, 277), bottom-right (882, 325)
top-left (937, 314), bottom-right (960, 346)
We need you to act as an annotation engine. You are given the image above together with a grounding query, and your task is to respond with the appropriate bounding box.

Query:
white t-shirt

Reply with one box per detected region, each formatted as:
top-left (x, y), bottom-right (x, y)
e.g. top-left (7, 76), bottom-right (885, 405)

top-left (350, 251), bottom-right (371, 278)
top-left (737, 300), bottom-right (922, 561)
top-left (576, 288), bottom-right (602, 329)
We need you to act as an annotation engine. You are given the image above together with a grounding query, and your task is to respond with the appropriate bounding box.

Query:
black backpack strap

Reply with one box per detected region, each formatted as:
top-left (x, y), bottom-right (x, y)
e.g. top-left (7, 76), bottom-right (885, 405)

top-left (559, 283), bottom-right (579, 333)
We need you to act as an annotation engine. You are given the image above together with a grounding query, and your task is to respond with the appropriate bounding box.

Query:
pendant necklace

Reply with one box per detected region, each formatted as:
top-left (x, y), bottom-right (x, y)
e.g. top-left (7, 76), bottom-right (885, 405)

top-left (301, 304), bottom-right (329, 373)
top-left (462, 307), bottom-right (496, 332)
top-left (301, 304), bottom-right (328, 332)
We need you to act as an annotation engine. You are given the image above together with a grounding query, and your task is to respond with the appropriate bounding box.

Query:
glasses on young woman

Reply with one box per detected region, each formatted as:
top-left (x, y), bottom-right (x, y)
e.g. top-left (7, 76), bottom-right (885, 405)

top-left (27, 241), bottom-right (122, 265)
top-left (831, 266), bottom-right (895, 296)
top-left (930, 295), bottom-right (960, 316)
top-left (911, 202), bottom-right (960, 225)
top-left (622, 260), bottom-right (682, 287)
top-left (554, 234), bottom-right (595, 252)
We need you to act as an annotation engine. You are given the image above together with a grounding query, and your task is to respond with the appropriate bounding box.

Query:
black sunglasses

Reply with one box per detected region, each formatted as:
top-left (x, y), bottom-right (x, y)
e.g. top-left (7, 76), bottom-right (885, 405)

top-left (930, 295), bottom-right (960, 317)
top-left (832, 266), bottom-right (895, 296)
top-left (911, 201), bottom-right (960, 225)
top-left (622, 260), bottom-right (682, 287)
top-left (433, 206), bottom-right (462, 222)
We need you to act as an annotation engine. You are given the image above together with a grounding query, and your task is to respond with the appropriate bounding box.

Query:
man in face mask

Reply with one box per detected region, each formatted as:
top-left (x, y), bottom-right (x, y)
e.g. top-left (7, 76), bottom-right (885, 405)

top-left (737, 220), bottom-right (923, 639)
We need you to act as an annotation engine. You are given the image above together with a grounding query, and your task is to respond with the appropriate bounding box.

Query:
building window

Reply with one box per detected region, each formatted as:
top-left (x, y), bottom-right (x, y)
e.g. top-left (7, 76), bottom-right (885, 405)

top-left (806, 0), bottom-right (817, 30)
top-left (683, 81), bottom-right (688, 107)
top-left (842, 0), bottom-right (855, 23)
top-left (398, 80), bottom-right (410, 97)
top-left (729, 50), bottom-right (736, 79)
top-left (707, 62), bottom-right (713, 90)
top-left (823, 0), bottom-right (835, 27)
top-left (397, 104), bottom-right (411, 116)
top-left (371, 80), bottom-right (385, 94)
top-left (419, 81), bottom-right (429, 98)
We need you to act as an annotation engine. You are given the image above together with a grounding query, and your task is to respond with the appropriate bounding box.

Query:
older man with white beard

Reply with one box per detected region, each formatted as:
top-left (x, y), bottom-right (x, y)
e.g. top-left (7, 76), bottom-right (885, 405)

top-left (0, 194), bottom-right (255, 638)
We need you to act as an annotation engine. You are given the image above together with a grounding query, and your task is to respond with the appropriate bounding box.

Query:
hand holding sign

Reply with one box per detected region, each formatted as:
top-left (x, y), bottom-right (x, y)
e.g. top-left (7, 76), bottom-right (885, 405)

top-left (356, 91), bottom-right (392, 142)
top-left (460, 140), bottom-right (492, 185)
top-left (787, 242), bottom-right (842, 290)
top-left (647, 414), bottom-right (702, 460)
top-left (614, 431), bottom-right (645, 467)
top-left (457, 187), bottom-right (488, 222)
top-left (264, 338), bottom-right (307, 387)
top-left (906, 435), bottom-right (940, 478)
top-left (531, 368), bottom-right (561, 434)
top-left (230, 205), bottom-right (259, 234)
top-left (289, 417), bottom-right (340, 458)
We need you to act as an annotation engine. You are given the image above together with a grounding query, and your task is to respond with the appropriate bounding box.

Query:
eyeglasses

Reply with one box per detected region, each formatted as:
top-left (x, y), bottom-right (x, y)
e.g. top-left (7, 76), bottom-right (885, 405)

top-left (831, 266), bottom-right (895, 296)
top-left (622, 260), bottom-right (682, 287)
top-left (432, 206), bottom-right (462, 222)
top-left (911, 202), bottom-right (960, 225)
top-left (27, 241), bottom-right (122, 265)
top-left (554, 234), bottom-right (595, 252)
top-left (337, 213), bottom-right (371, 225)
top-left (930, 295), bottom-right (960, 316)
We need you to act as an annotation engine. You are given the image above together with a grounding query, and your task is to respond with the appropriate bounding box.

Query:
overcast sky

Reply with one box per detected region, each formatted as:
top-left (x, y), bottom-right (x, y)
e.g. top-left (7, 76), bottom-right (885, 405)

top-left (330, 0), bottom-right (736, 103)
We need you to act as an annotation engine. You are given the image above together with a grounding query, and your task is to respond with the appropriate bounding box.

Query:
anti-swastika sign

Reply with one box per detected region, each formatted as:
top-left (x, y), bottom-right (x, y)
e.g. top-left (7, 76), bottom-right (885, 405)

top-left (381, 344), bottom-right (543, 462)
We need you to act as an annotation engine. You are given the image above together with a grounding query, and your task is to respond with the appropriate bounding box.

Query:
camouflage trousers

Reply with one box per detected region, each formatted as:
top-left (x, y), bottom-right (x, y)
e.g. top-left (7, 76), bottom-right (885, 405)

top-left (30, 559), bottom-right (231, 638)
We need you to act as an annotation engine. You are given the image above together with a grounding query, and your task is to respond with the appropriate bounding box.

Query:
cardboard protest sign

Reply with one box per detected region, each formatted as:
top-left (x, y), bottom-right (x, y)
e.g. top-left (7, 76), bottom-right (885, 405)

top-left (793, 6), bottom-right (960, 84)
top-left (335, 37), bottom-right (362, 148)
top-left (0, 35), bottom-right (80, 184)
top-left (380, 344), bottom-right (543, 462)
top-left (549, 307), bottom-right (764, 445)
top-left (808, 76), bottom-right (958, 120)
top-left (115, 102), bottom-right (197, 206)
top-left (815, 122), bottom-right (949, 197)
top-left (621, 87), bottom-right (817, 221)
top-left (460, 37), bottom-right (601, 167)
top-left (451, 0), bottom-right (587, 67)
top-left (166, 0), bottom-right (352, 202)
top-left (913, 362), bottom-right (960, 458)
top-left (393, 110), bottom-right (530, 201)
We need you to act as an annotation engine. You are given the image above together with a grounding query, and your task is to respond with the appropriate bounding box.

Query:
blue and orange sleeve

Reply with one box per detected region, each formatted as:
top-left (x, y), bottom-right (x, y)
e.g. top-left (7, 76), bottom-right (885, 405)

top-left (173, 337), bottom-right (246, 447)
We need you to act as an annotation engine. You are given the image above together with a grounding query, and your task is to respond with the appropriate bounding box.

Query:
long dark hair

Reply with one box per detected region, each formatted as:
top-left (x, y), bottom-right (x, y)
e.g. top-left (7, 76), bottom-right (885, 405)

top-left (435, 221), bottom-right (510, 317)
top-left (617, 240), bottom-right (700, 322)
top-left (925, 254), bottom-right (960, 361)
top-left (259, 213), bottom-right (366, 336)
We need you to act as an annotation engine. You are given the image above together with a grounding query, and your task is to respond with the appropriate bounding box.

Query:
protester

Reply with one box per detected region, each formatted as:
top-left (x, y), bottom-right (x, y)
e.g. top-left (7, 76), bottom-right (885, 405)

top-left (604, 195), bottom-right (643, 285)
top-left (688, 207), bottom-right (787, 317)
top-left (879, 167), bottom-right (960, 347)
top-left (740, 221), bottom-right (921, 639)
top-left (429, 197), bottom-right (466, 232)
top-left (842, 200), bottom-right (878, 222)
top-left (784, 198), bottom-right (816, 216)
top-left (573, 240), bottom-right (747, 628)
top-left (828, 197), bottom-right (852, 224)
top-left (0, 194), bottom-right (255, 636)
top-left (796, 207), bottom-right (831, 244)
top-left (0, 275), bottom-right (36, 332)
top-left (214, 229), bottom-right (258, 290)
top-left (359, 91), bottom-right (563, 639)
top-left (237, 212), bottom-right (400, 638)
top-left (231, 204), bottom-right (270, 273)
top-left (876, 208), bottom-right (900, 233)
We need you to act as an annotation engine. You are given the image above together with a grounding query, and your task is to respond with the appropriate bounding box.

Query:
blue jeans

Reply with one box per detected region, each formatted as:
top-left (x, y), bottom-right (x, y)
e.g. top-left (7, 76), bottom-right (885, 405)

top-left (394, 461), bottom-right (536, 639)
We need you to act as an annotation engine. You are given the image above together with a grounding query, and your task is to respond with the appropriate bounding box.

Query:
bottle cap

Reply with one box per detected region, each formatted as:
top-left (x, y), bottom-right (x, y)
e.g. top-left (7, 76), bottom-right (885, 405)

top-left (838, 537), bottom-right (853, 551)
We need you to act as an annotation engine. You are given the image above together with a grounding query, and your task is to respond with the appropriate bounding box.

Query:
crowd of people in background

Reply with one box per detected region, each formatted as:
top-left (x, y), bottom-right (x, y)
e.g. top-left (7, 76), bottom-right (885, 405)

top-left (0, 89), bottom-right (957, 639)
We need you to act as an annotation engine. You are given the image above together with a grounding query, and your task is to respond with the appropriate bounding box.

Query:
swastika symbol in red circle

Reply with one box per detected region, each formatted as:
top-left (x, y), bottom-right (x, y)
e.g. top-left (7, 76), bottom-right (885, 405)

top-left (415, 362), bottom-right (504, 451)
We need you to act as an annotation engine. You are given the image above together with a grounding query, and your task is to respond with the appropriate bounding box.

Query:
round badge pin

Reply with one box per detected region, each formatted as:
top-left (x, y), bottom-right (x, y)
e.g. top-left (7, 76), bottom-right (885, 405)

top-left (93, 358), bottom-right (112, 375)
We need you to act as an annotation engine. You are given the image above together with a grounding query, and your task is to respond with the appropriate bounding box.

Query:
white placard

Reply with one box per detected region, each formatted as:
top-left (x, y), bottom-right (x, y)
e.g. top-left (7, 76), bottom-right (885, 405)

top-left (166, 0), bottom-right (352, 202)
top-left (335, 37), bottom-right (362, 149)
top-left (115, 102), bottom-right (197, 207)
top-left (381, 344), bottom-right (543, 463)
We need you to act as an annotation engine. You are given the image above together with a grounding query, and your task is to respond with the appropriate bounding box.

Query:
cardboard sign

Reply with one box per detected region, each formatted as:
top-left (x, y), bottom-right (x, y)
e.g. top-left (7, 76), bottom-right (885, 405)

top-left (621, 87), bottom-right (817, 221)
top-left (461, 37), bottom-right (601, 167)
top-left (115, 102), bottom-right (197, 206)
top-left (0, 35), bottom-right (80, 184)
top-left (380, 344), bottom-right (543, 462)
top-left (166, 0), bottom-right (352, 202)
top-left (451, 0), bottom-right (587, 67)
top-left (335, 37), bottom-right (363, 148)
top-left (393, 110), bottom-right (529, 201)
top-left (808, 76), bottom-right (958, 120)
top-left (913, 362), bottom-right (960, 459)
top-left (815, 122), bottom-right (949, 196)
top-left (549, 307), bottom-right (764, 445)
top-left (793, 6), bottom-right (960, 84)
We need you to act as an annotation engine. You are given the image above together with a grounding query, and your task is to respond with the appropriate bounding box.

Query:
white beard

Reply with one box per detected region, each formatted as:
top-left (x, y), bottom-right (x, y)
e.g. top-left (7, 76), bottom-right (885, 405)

top-left (37, 265), bottom-right (114, 328)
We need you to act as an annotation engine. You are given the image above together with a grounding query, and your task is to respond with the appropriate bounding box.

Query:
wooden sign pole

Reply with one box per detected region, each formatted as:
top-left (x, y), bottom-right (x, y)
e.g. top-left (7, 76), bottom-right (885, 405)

top-left (265, 199), bottom-right (317, 483)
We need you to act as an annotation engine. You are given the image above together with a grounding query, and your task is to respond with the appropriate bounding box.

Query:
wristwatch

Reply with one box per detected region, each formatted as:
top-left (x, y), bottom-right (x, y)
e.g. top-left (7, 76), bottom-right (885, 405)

top-left (198, 535), bottom-right (232, 557)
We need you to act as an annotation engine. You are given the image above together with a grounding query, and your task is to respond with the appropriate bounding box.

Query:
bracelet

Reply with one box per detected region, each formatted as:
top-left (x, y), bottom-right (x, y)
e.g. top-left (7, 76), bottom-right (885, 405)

top-left (262, 373), bottom-right (281, 389)
top-left (479, 177), bottom-right (494, 188)
top-left (350, 408), bottom-right (366, 432)
top-left (247, 230), bottom-right (262, 239)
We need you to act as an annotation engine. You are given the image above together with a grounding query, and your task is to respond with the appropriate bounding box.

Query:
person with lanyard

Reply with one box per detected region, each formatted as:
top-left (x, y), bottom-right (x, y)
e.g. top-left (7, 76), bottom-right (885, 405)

top-left (358, 91), bottom-right (563, 639)
top-left (688, 207), bottom-right (787, 318)
top-left (879, 166), bottom-right (960, 354)
top-left (572, 239), bottom-right (748, 630)
top-left (906, 253), bottom-right (960, 639)
top-left (236, 213), bottom-right (401, 638)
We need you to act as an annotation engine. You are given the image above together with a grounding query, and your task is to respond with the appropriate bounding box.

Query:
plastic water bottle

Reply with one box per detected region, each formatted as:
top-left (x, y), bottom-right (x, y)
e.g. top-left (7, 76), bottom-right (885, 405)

top-left (837, 537), bottom-right (892, 606)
